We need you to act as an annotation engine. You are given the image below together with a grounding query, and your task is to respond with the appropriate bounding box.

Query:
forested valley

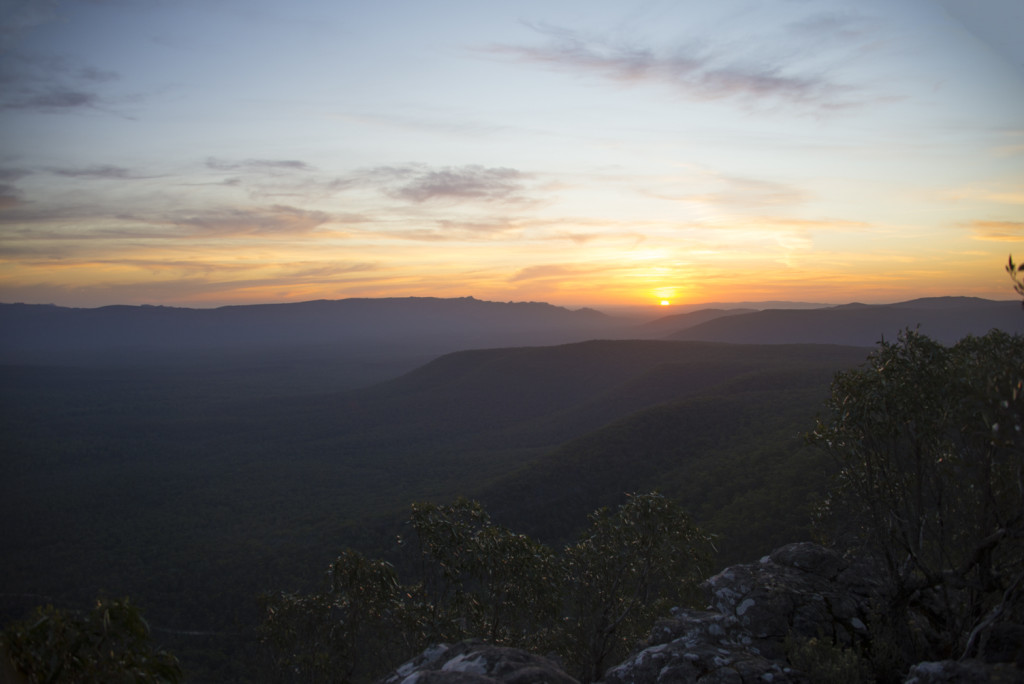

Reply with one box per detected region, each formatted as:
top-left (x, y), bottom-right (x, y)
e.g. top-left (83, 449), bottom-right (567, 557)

top-left (1, 295), bottom-right (1022, 682)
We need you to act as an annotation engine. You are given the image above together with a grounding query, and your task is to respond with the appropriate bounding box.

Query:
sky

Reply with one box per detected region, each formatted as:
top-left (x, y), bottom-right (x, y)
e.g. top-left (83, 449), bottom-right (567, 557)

top-left (1, 0), bottom-right (1023, 309)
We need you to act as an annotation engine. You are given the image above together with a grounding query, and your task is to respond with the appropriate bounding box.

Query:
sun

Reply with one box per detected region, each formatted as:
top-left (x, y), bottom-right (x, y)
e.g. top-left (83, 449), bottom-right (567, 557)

top-left (660, 300), bottom-right (671, 306)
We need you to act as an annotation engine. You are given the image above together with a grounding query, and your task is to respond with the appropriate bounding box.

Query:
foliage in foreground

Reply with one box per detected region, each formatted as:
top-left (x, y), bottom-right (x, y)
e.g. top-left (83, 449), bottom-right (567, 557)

top-left (261, 492), bottom-right (712, 683)
top-left (810, 328), bottom-right (1024, 673)
top-left (1008, 255), bottom-right (1024, 305)
top-left (1, 597), bottom-right (183, 683)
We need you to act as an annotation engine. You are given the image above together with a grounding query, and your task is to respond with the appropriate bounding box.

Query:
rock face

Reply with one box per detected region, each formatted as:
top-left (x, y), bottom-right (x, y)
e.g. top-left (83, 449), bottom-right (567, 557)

top-left (602, 542), bottom-right (877, 684)
top-left (903, 659), bottom-right (1024, 683)
top-left (379, 543), bottom-right (1023, 684)
top-left (379, 641), bottom-right (579, 684)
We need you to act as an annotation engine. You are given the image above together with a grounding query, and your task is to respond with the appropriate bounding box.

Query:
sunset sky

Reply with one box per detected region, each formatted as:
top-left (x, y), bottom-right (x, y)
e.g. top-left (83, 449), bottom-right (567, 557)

top-left (1, 0), bottom-right (1022, 309)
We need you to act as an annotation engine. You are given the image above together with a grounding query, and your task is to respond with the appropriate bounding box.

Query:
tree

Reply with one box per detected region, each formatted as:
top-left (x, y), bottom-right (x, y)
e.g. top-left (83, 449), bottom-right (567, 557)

top-left (403, 498), bottom-right (561, 650)
top-left (260, 550), bottom-right (419, 684)
top-left (1009, 255), bottom-right (1024, 306)
top-left (558, 493), bottom-right (712, 682)
top-left (810, 329), bottom-right (1024, 668)
top-left (1, 597), bottom-right (182, 683)
top-left (260, 493), bottom-right (712, 684)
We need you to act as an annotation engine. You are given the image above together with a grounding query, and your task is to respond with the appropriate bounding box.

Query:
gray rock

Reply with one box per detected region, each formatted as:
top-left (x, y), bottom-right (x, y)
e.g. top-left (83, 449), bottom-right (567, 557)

top-left (702, 542), bottom-right (876, 652)
top-left (599, 542), bottom-right (878, 683)
top-left (903, 659), bottom-right (1024, 683)
top-left (379, 641), bottom-right (579, 684)
top-left (769, 542), bottom-right (848, 580)
top-left (604, 644), bottom-right (803, 684)
top-left (376, 544), bottom-right (1021, 684)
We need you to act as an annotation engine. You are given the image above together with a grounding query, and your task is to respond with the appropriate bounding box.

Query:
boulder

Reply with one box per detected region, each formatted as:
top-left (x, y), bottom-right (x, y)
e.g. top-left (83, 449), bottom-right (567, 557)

top-left (602, 610), bottom-right (806, 684)
top-left (903, 659), bottom-right (1024, 683)
top-left (601, 542), bottom-right (879, 683)
top-left (379, 640), bottom-right (579, 684)
top-left (702, 542), bottom-right (876, 655)
top-left (377, 543), bottom-right (1021, 684)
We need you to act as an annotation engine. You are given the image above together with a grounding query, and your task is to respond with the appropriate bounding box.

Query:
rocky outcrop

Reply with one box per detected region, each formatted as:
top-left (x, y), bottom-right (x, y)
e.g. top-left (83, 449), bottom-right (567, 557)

top-left (379, 641), bottom-right (579, 684)
top-left (603, 542), bottom-right (877, 684)
top-left (379, 543), bottom-right (1023, 684)
top-left (903, 659), bottom-right (1024, 683)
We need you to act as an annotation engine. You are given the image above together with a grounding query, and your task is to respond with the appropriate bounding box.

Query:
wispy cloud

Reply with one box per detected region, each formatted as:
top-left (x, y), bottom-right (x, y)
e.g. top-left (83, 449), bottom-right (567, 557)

top-left (487, 22), bottom-right (853, 109)
top-left (2, 205), bottom-right (338, 238)
top-left (0, 167), bottom-right (31, 209)
top-left (968, 220), bottom-right (1024, 241)
top-left (380, 164), bottom-right (533, 204)
top-left (205, 158), bottom-right (317, 172)
top-left (649, 173), bottom-right (808, 209)
top-left (0, 257), bottom-right (386, 308)
top-left (946, 185), bottom-right (1024, 206)
top-left (170, 205), bottom-right (333, 237)
top-left (0, 184), bottom-right (23, 209)
top-left (0, 53), bottom-right (119, 112)
top-left (47, 164), bottom-right (145, 180)
top-left (0, 167), bottom-right (32, 181)
top-left (509, 262), bottom-right (623, 283)
top-left (1, 88), bottom-right (101, 110)
top-left (377, 217), bottom-right (528, 242)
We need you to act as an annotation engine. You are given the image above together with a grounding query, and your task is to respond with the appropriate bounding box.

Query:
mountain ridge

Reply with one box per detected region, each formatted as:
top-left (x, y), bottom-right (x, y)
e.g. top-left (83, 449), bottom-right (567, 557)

top-left (3, 295), bottom-right (1018, 361)
top-left (0, 296), bottom-right (625, 368)
top-left (668, 298), bottom-right (1022, 346)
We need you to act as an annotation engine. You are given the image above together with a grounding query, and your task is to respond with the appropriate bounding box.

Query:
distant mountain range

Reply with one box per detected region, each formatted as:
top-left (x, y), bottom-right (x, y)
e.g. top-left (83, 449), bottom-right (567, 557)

top-left (1, 296), bottom-right (1020, 366)
top-left (660, 297), bottom-right (1022, 346)
top-left (0, 297), bottom-right (621, 365)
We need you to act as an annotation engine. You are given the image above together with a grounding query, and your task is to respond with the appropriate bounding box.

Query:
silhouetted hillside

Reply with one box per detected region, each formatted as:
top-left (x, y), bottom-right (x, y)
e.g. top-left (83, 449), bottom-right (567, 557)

top-left (0, 297), bottom-right (625, 364)
top-left (474, 344), bottom-right (869, 561)
top-left (632, 308), bottom-right (756, 337)
top-left (669, 297), bottom-right (1021, 345)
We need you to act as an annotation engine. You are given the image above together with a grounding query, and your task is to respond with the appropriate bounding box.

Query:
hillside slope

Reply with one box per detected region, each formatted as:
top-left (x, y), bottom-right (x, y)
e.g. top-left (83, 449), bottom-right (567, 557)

top-left (669, 297), bottom-right (1022, 345)
top-left (0, 297), bottom-right (626, 364)
top-left (476, 353), bottom-right (866, 562)
top-left (1, 338), bottom-right (867, 679)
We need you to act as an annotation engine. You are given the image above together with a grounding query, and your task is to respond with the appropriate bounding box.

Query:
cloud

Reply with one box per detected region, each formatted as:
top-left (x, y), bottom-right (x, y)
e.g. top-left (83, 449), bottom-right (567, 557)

top-left (947, 185), bottom-right (1024, 205)
top-left (0, 184), bottom-right (23, 209)
top-left (0, 53), bottom-right (118, 112)
top-left (0, 167), bottom-right (31, 181)
top-left (487, 23), bottom-right (851, 109)
top-left (375, 217), bottom-right (528, 242)
top-left (83, 258), bottom-right (379, 282)
top-left (0, 194), bottom-right (350, 238)
top-left (368, 215), bottom-right (641, 244)
top-left (651, 173), bottom-right (808, 209)
top-left (47, 164), bottom-right (140, 179)
top-left (205, 158), bottom-right (317, 172)
top-left (509, 263), bottom-right (618, 282)
top-left (385, 165), bottom-right (532, 204)
top-left (1, 87), bottom-right (100, 110)
top-left (562, 232), bottom-right (600, 245)
top-left (968, 220), bottom-right (1024, 241)
top-left (327, 164), bottom-right (540, 206)
top-left (0, 257), bottom-right (386, 308)
top-left (0, 200), bottom-right (124, 226)
top-left (171, 204), bottom-right (332, 237)
top-left (0, 167), bottom-right (30, 209)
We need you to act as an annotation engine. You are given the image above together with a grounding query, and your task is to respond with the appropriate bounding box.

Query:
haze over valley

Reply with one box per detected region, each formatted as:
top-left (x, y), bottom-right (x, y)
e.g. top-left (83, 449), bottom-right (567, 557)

top-left (2, 294), bottom-right (1021, 679)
